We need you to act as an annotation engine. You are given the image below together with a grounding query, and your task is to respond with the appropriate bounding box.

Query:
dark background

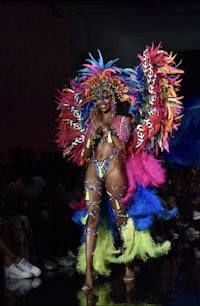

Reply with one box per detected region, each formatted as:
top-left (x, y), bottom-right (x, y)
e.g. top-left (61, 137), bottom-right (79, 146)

top-left (1, 1), bottom-right (200, 164)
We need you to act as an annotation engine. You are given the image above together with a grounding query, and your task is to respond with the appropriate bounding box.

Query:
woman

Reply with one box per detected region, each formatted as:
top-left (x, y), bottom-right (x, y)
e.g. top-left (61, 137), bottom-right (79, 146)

top-left (55, 44), bottom-right (184, 291)
top-left (81, 88), bottom-right (134, 290)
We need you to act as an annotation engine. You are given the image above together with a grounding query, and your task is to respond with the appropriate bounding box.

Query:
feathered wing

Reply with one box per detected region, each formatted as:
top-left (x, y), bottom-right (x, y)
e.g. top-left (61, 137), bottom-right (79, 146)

top-left (55, 87), bottom-right (87, 166)
top-left (124, 42), bottom-right (184, 155)
top-left (118, 43), bottom-right (184, 226)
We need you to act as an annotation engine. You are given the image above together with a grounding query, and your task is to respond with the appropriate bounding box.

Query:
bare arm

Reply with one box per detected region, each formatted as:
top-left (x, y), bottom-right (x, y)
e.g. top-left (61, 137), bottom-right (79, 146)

top-left (83, 132), bottom-right (96, 159)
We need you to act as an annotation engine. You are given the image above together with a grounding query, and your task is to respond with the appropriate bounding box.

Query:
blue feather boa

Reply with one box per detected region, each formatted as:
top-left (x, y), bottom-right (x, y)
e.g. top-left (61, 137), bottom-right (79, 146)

top-left (72, 183), bottom-right (178, 239)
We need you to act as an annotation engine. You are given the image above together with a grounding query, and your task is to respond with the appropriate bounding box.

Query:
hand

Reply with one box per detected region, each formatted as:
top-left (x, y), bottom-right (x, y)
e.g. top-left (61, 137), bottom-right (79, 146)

top-left (90, 108), bottom-right (103, 133)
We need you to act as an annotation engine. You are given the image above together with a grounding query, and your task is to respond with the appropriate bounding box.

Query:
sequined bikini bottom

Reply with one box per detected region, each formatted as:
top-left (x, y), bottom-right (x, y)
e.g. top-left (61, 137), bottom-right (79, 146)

top-left (92, 151), bottom-right (117, 179)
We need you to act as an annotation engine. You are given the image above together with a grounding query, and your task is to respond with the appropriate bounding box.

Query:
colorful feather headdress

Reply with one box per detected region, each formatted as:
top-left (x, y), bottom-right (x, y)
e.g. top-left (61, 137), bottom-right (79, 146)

top-left (55, 42), bottom-right (184, 165)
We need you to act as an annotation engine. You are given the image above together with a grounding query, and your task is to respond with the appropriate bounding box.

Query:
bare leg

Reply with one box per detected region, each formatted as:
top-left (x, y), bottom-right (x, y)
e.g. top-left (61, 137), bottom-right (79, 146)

top-left (0, 236), bottom-right (17, 265)
top-left (0, 237), bottom-right (25, 267)
top-left (124, 261), bottom-right (135, 282)
top-left (0, 236), bottom-right (23, 267)
top-left (125, 277), bottom-right (135, 304)
top-left (111, 205), bottom-right (135, 281)
top-left (82, 176), bottom-right (102, 291)
top-left (84, 224), bottom-right (99, 290)
top-left (105, 164), bottom-right (135, 282)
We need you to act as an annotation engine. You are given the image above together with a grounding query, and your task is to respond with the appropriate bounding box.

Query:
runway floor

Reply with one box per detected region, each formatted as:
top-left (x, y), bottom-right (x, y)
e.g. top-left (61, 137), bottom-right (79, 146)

top-left (1, 234), bottom-right (200, 306)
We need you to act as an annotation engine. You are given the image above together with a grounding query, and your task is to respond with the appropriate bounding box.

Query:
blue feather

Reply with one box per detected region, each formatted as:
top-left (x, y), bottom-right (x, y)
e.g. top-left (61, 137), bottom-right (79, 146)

top-left (133, 215), bottom-right (154, 230)
top-left (127, 184), bottom-right (178, 230)
top-left (157, 207), bottom-right (178, 220)
top-left (97, 49), bottom-right (104, 67)
top-left (87, 52), bottom-right (99, 66)
top-left (105, 59), bottom-right (120, 68)
top-left (72, 209), bottom-right (87, 226)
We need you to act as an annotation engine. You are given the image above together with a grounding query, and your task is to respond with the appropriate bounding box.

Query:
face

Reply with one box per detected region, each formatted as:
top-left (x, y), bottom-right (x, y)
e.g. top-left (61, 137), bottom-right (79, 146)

top-left (96, 90), bottom-right (112, 113)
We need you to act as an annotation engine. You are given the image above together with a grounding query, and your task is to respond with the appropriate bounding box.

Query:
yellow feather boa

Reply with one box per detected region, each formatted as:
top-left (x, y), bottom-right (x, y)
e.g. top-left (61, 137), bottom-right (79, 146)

top-left (76, 218), bottom-right (171, 276)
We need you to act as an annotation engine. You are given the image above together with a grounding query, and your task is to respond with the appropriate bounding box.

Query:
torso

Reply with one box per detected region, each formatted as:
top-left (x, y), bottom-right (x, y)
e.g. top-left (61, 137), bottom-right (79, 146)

top-left (85, 115), bottom-right (130, 180)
